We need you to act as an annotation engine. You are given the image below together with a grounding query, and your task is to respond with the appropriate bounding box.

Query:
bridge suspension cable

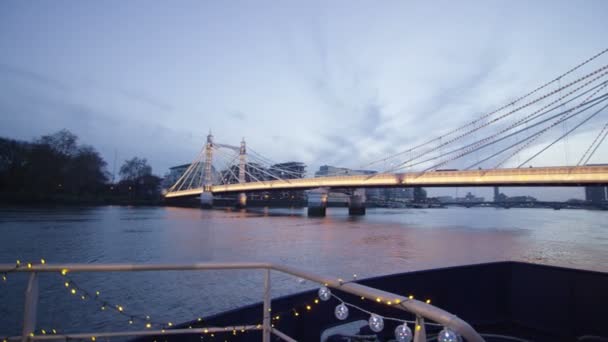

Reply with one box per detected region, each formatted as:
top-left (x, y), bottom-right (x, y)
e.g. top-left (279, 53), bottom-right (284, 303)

top-left (391, 72), bottom-right (608, 172)
top-left (493, 82), bottom-right (608, 169)
top-left (577, 121), bottom-right (608, 166)
top-left (432, 93), bottom-right (608, 172)
top-left (364, 47), bottom-right (608, 169)
top-left (517, 101), bottom-right (608, 168)
top-left (384, 65), bottom-right (608, 173)
top-left (462, 93), bottom-right (608, 170)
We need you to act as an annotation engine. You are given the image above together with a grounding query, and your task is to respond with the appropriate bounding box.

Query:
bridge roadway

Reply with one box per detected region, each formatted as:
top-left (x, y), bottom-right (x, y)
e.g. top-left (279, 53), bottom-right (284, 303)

top-left (164, 165), bottom-right (608, 198)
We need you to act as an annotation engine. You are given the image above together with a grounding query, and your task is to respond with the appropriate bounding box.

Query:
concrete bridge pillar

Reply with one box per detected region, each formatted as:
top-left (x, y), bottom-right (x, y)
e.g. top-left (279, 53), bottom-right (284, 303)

top-left (348, 189), bottom-right (366, 216)
top-left (236, 192), bottom-right (247, 209)
top-left (200, 191), bottom-right (214, 209)
top-left (307, 189), bottom-right (328, 217)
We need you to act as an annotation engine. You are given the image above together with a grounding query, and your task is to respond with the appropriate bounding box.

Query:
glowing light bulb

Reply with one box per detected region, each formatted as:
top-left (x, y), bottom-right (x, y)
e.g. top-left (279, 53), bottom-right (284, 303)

top-left (438, 328), bottom-right (458, 342)
top-left (167, 322), bottom-right (173, 327)
top-left (197, 317), bottom-right (202, 322)
top-left (70, 289), bottom-right (76, 295)
top-left (27, 263), bottom-right (32, 269)
top-left (117, 306), bottom-right (124, 312)
top-left (2, 274), bottom-right (7, 282)
top-left (334, 303), bottom-right (349, 320)
top-left (314, 299), bottom-right (319, 304)
top-left (426, 299), bottom-right (431, 304)
top-left (306, 305), bottom-right (311, 311)
top-left (61, 269), bottom-right (68, 276)
top-left (318, 286), bottom-right (331, 301)
top-left (368, 314), bottom-right (384, 332)
top-left (95, 291), bottom-right (100, 296)
top-left (395, 324), bottom-right (413, 342)
top-left (145, 323), bottom-right (152, 329)
top-left (91, 337), bottom-right (96, 341)
top-left (64, 282), bottom-right (69, 287)
top-left (40, 259), bottom-right (46, 264)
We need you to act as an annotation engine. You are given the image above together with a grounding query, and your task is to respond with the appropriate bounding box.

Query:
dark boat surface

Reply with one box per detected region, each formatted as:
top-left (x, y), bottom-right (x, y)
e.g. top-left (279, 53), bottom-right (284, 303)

top-left (141, 261), bottom-right (608, 342)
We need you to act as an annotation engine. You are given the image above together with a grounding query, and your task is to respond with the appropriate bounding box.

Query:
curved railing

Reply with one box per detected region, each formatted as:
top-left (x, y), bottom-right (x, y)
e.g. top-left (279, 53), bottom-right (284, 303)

top-left (0, 262), bottom-right (485, 342)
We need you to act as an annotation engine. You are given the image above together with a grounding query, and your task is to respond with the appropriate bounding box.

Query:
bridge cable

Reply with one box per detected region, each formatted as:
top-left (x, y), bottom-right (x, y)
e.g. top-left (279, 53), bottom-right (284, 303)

top-left (517, 102), bottom-right (608, 168)
top-left (452, 94), bottom-right (608, 171)
top-left (385, 65), bottom-right (608, 173)
top-left (426, 92), bottom-right (608, 171)
top-left (364, 47), bottom-right (608, 168)
top-left (465, 93), bottom-right (608, 170)
top-left (493, 82), bottom-right (608, 169)
top-left (247, 148), bottom-right (307, 178)
top-left (168, 147), bottom-right (206, 192)
top-left (394, 77), bottom-right (608, 172)
top-left (578, 122), bottom-right (608, 166)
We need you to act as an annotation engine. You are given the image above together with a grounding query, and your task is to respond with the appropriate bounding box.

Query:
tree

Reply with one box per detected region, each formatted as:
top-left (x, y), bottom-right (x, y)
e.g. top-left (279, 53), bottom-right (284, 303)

top-left (65, 145), bottom-right (109, 194)
top-left (413, 187), bottom-right (427, 202)
top-left (36, 129), bottom-right (78, 156)
top-left (119, 157), bottom-right (152, 181)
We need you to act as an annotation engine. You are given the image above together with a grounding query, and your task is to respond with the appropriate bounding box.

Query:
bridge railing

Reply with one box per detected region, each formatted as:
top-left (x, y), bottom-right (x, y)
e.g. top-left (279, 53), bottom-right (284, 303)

top-left (0, 262), bottom-right (485, 342)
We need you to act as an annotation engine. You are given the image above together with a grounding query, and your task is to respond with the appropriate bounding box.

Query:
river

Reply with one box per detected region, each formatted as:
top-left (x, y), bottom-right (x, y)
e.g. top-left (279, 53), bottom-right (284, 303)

top-left (1, 205), bottom-right (607, 336)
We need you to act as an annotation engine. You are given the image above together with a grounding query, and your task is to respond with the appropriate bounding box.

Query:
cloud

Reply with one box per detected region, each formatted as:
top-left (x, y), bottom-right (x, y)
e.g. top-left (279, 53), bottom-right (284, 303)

top-left (0, 63), bottom-right (71, 91)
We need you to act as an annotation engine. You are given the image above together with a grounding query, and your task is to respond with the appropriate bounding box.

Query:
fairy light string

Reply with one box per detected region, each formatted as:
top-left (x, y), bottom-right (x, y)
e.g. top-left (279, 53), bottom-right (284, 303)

top-left (4, 261), bottom-right (454, 342)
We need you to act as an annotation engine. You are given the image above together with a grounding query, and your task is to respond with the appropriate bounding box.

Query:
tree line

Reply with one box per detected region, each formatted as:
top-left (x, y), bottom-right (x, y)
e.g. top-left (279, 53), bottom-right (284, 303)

top-left (0, 129), bottom-right (162, 204)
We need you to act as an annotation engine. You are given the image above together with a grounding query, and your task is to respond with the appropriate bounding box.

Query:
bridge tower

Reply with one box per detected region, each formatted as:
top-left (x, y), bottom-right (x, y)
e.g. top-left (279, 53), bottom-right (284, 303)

top-left (200, 132), bottom-right (214, 208)
top-left (237, 138), bottom-right (247, 208)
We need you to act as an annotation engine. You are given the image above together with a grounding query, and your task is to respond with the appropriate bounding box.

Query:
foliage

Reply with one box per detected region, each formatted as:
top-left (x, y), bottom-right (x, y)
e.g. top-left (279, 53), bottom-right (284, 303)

top-left (0, 130), bottom-right (162, 203)
top-left (119, 157), bottom-right (152, 181)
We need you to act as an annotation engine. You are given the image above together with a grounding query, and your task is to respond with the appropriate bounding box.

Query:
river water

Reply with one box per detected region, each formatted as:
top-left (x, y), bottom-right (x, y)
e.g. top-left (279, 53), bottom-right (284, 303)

top-left (0, 205), bottom-right (607, 336)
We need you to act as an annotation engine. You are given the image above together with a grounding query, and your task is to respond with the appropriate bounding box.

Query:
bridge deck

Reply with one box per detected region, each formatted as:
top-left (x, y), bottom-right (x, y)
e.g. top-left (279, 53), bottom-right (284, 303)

top-left (164, 165), bottom-right (608, 198)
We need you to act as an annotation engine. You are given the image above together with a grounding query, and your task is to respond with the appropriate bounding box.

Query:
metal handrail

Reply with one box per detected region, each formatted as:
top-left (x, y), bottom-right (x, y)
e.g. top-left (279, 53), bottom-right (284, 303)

top-left (0, 262), bottom-right (485, 342)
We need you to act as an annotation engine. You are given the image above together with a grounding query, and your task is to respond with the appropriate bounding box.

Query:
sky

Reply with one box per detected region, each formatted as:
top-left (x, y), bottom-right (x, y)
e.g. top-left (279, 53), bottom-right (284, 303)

top-left (1, 1), bottom-right (607, 200)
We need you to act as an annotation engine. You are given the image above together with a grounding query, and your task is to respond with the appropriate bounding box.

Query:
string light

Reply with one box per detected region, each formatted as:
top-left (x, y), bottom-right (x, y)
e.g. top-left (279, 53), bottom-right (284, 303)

top-left (395, 324), bottom-right (413, 342)
top-left (318, 286), bottom-right (331, 301)
top-left (334, 303), bottom-right (349, 320)
top-left (369, 314), bottom-right (384, 332)
top-left (438, 328), bottom-right (458, 342)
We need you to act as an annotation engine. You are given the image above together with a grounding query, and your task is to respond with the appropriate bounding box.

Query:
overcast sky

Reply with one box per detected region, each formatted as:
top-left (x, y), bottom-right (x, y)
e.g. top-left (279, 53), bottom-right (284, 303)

top-left (1, 1), bottom-right (607, 200)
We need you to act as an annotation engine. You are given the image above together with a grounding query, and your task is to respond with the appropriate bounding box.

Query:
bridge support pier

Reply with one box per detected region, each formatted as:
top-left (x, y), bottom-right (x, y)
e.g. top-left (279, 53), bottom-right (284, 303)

top-left (348, 189), bottom-right (366, 216)
top-left (200, 192), bottom-right (214, 209)
top-left (236, 192), bottom-right (247, 209)
top-left (307, 190), bottom-right (328, 217)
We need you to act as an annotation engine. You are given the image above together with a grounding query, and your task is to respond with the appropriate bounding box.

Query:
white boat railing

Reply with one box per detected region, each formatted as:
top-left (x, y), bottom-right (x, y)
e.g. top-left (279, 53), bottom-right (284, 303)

top-left (0, 262), bottom-right (485, 342)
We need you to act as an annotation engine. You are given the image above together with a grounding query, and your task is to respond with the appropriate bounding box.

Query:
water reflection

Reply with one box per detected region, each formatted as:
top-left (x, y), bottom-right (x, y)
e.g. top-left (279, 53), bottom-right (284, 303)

top-left (0, 206), bottom-right (606, 335)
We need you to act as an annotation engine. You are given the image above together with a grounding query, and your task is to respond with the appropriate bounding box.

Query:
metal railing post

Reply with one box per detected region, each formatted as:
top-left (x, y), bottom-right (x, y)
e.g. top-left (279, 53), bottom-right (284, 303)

top-left (262, 269), bottom-right (271, 342)
top-left (21, 272), bottom-right (39, 342)
top-left (413, 316), bottom-right (426, 342)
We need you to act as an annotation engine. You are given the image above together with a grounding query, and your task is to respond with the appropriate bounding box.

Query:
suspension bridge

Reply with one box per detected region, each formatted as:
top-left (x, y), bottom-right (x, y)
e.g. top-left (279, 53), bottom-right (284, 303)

top-left (164, 48), bottom-right (608, 215)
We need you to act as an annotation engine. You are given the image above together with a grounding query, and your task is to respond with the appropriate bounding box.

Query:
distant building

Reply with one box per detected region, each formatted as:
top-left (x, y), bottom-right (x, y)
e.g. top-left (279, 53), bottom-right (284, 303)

top-left (493, 186), bottom-right (507, 202)
top-left (270, 162), bottom-right (306, 179)
top-left (162, 163), bottom-right (191, 190)
top-left (314, 165), bottom-right (376, 177)
top-left (313, 165), bottom-right (388, 204)
top-left (505, 195), bottom-right (536, 203)
top-left (163, 163), bottom-right (217, 190)
top-left (585, 186), bottom-right (607, 204)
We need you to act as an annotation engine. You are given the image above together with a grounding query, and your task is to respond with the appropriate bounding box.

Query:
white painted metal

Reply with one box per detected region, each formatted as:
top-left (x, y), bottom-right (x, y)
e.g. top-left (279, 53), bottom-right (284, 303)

top-left (1, 262), bottom-right (485, 342)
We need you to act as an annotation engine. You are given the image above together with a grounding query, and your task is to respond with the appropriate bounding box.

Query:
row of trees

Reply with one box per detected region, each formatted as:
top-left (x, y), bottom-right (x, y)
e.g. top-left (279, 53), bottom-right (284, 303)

top-left (0, 130), bottom-right (161, 203)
